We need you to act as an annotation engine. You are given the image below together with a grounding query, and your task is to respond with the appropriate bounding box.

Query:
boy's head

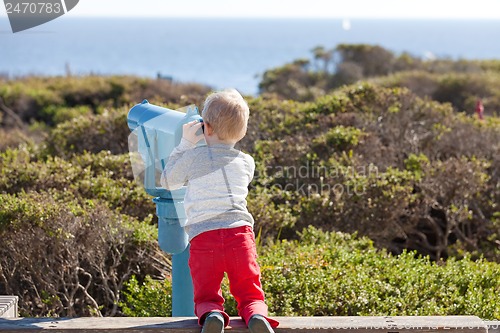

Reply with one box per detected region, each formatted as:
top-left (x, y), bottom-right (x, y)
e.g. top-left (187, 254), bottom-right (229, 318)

top-left (201, 89), bottom-right (249, 142)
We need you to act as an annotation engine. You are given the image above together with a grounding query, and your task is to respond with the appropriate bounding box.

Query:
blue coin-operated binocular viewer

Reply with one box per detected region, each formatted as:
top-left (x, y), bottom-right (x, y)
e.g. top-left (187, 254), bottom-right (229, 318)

top-left (127, 100), bottom-right (204, 316)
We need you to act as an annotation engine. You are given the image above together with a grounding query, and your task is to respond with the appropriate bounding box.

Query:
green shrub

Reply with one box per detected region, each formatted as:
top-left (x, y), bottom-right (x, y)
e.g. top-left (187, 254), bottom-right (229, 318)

top-left (1, 71), bottom-right (499, 318)
top-left (0, 147), bottom-right (154, 220)
top-left (242, 97), bottom-right (311, 151)
top-left (120, 227), bottom-right (500, 319)
top-left (0, 81), bottom-right (64, 123)
top-left (119, 274), bottom-right (240, 317)
top-left (312, 126), bottom-right (366, 154)
top-left (0, 191), bottom-right (165, 317)
top-left (120, 275), bottom-right (172, 317)
top-left (248, 185), bottom-right (299, 239)
top-left (0, 76), bottom-right (210, 128)
top-left (404, 153), bottom-right (430, 180)
top-left (41, 105), bottom-right (92, 126)
top-left (376, 71), bottom-right (500, 116)
top-left (44, 107), bottom-right (130, 157)
top-left (302, 93), bottom-right (349, 115)
top-left (258, 44), bottom-right (396, 101)
top-left (261, 226), bottom-right (500, 319)
top-left (242, 83), bottom-right (499, 261)
top-left (257, 42), bottom-right (500, 113)
top-left (259, 60), bottom-right (326, 102)
top-left (293, 161), bottom-right (416, 246)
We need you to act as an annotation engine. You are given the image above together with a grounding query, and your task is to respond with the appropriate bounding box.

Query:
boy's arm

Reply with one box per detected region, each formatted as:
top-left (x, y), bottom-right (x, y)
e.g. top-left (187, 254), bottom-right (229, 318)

top-left (246, 154), bottom-right (256, 184)
top-left (160, 138), bottom-right (196, 190)
top-left (161, 120), bottom-right (204, 190)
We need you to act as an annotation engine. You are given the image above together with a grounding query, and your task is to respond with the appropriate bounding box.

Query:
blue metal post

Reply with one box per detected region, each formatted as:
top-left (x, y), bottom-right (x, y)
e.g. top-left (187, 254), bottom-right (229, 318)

top-left (171, 247), bottom-right (194, 316)
top-left (154, 193), bottom-right (194, 317)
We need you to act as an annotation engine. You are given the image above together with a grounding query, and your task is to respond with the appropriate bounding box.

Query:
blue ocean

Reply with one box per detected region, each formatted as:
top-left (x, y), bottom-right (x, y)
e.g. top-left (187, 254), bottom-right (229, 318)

top-left (1, 17), bottom-right (500, 94)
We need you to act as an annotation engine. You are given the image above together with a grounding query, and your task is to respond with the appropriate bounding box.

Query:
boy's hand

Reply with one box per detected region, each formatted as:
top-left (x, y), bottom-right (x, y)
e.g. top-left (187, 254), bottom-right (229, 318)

top-left (182, 120), bottom-right (204, 145)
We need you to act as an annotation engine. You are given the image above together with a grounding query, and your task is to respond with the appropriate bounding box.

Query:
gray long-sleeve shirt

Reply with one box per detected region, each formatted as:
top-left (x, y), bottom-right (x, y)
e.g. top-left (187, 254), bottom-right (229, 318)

top-left (160, 138), bottom-right (255, 241)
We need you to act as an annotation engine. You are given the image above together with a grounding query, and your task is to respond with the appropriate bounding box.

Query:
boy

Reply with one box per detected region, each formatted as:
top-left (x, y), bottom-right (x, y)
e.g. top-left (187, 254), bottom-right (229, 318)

top-left (160, 89), bottom-right (279, 333)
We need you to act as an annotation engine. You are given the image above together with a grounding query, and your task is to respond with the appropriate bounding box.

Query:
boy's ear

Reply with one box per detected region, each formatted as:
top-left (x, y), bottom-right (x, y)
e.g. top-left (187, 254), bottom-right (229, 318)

top-left (204, 122), bottom-right (214, 135)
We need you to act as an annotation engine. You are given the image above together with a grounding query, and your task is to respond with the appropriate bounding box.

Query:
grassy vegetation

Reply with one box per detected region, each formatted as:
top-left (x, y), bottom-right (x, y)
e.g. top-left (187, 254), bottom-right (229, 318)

top-left (121, 227), bottom-right (500, 319)
top-left (1, 46), bottom-right (499, 318)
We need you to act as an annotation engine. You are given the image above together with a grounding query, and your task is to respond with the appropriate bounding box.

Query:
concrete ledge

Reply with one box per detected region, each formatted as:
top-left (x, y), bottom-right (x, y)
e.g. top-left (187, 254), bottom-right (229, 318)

top-left (0, 316), bottom-right (492, 333)
top-left (485, 321), bottom-right (500, 333)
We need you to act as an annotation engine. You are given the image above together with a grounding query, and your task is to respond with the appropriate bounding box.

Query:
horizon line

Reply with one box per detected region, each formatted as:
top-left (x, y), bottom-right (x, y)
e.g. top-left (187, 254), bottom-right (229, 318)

top-left (1, 15), bottom-right (500, 20)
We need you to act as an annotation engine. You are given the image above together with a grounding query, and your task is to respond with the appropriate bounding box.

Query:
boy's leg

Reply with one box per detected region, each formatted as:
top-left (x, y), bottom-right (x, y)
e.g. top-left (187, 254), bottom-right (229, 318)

top-left (189, 231), bottom-right (230, 327)
top-left (224, 226), bottom-right (279, 328)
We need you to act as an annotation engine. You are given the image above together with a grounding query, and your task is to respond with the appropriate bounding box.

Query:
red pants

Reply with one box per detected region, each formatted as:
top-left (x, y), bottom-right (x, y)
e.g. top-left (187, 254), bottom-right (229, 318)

top-left (188, 225), bottom-right (279, 328)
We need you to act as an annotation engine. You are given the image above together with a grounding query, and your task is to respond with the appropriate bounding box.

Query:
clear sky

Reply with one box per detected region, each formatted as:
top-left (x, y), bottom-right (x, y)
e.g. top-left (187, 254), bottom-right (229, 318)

top-left (2, 0), bottom-right (500, 19)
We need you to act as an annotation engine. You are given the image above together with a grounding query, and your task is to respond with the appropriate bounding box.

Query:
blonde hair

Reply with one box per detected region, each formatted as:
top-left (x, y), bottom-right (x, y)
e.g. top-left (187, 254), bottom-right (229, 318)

top-left (201, 89), bottom-right (249, 142)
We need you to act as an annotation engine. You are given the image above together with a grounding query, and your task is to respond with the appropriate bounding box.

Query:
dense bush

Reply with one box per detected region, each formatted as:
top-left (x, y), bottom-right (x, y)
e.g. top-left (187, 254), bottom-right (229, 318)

top-left (44, 107), bottom-right (130, 157)
top-left (1, 52), bottom-right (499, 317)
top-left (120, 227), bottom-right (500, 319)
top-left (0, 147), bottom-right (154, 220)
top-left (259, 43), bottom-right (500, 115)
top-left (242, 83), bottom-right (500, 261)
top-left (0, 128), bottom-right (31, 151)
top-left (263, 227), bottom-right (500, 319)
top-left (374, 71), bottom-right (500, 116)
top-left (0, 191), bottom-right (167, 317)
top-left (258, 59), bottom-right (326, 101)
top-left (0, 76), bottom-right (210, 128)
top-left (120, 275), bottom-right (172, 317)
